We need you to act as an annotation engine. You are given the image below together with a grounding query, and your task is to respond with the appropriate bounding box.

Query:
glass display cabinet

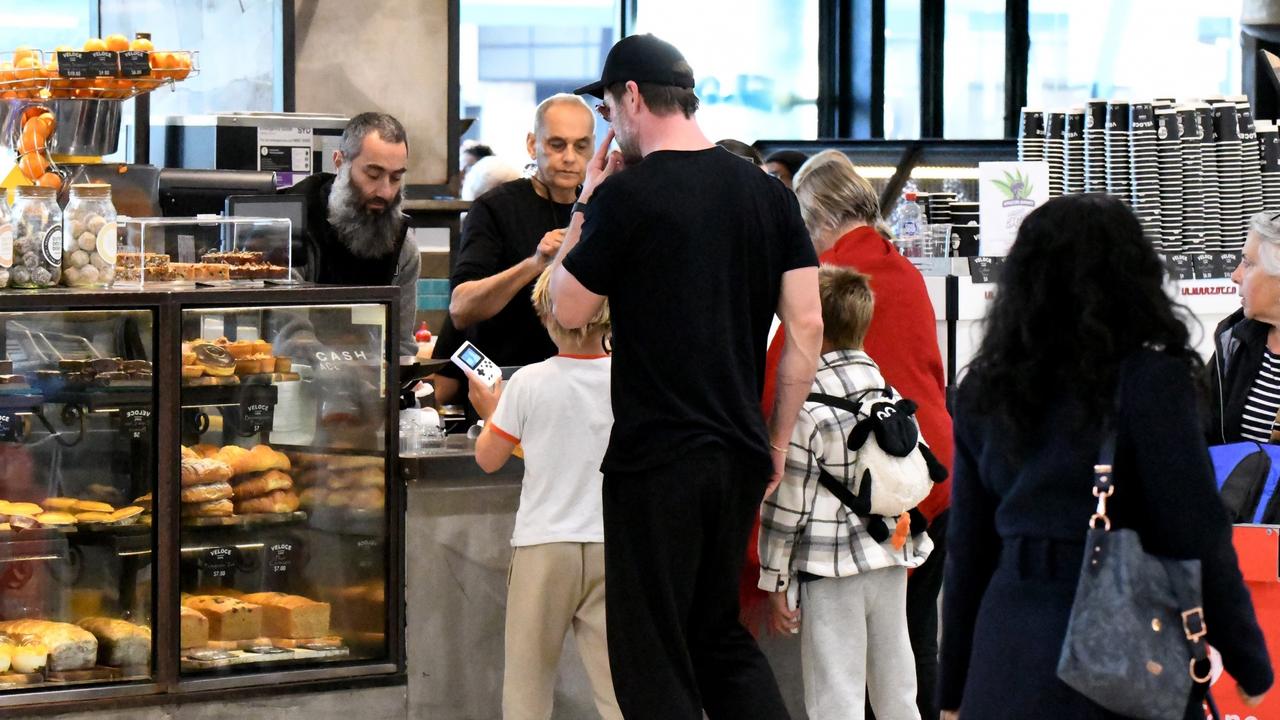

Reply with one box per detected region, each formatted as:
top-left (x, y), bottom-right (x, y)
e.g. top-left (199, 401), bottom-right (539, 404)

top-left (0, 284), bottom-right (402, 709)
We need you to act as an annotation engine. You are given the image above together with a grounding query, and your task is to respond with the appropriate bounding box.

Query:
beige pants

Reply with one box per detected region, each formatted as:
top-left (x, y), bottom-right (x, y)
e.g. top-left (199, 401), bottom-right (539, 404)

top-left (503, 542), bottom-right (622, 720)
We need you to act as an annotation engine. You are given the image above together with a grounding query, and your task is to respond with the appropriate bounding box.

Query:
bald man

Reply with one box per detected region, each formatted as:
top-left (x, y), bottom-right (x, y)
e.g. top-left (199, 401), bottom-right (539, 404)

top-left (447, 95), bottom-right (597, 374)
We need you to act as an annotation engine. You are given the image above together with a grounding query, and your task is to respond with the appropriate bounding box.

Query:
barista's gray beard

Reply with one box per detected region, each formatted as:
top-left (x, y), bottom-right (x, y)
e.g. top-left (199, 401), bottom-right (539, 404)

top-left (327, 163), bottom-right (404, 259)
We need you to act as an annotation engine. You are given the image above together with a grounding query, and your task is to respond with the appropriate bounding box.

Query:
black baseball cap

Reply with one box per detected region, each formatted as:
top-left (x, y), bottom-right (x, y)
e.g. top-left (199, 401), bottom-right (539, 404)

top-left (573, 34), bottom-right (695, 99)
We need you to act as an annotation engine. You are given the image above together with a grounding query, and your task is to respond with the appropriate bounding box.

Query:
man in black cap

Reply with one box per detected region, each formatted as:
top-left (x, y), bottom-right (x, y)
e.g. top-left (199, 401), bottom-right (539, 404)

top-left (765, 149), bottom-right (809, 191)
top-left (548, 34), bottom-right (823, 720)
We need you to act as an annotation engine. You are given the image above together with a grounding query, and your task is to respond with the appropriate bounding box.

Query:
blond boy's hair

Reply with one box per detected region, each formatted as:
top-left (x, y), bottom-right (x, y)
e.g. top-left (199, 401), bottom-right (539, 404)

top-left (531, 268), bottom-right (611, 345)
top-left (818, 264), bottom-right (874, 350)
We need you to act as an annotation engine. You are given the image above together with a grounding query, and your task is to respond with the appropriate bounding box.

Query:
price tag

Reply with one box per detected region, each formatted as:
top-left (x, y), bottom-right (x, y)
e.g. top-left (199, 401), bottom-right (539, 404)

top-left (1166, 254), bottom-right (1195, 280)
top-left (199, 546), bottom-right (236, 581)
top-left (967, 256), bottom-right (1004, 284)
top-left (268, 541), bottom-right (294, 575)
top-left (1191, 253), bottom-right (1219, 279)
top-left (121, 407), bottom-right (151, 440)
top-left (238, 384), bottom-right (275, 435)
top-left (118, 50), bottom-right (151, 77)
top-left (0, 411), bottom-right (23, 443)
top-left (57, 50), bottom-right (118, 78)
top-left (355, 538), bottom-right (381, 571)
top-left (1217, 251), bottom-right (1242, 278)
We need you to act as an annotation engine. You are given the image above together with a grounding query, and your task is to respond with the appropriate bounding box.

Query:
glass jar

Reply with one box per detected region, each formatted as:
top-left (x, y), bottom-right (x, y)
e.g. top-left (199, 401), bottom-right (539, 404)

top-left (63, 183), bottom-right (117, 288)
top-left (10, 185), bottom-right (62, 289)
top-left (0, 194), bottom-right (12, 287)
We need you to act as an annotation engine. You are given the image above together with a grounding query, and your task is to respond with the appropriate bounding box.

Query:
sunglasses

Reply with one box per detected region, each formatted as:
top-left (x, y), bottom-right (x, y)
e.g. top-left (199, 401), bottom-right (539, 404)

top-left (595, 103), bottom-right (612, 123)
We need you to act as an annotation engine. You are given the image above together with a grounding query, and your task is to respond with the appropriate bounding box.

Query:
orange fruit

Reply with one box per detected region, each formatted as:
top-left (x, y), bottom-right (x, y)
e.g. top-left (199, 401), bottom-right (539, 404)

top-left (129, 37), bottom-right (153, 52)
top-left (21, 106), bottom-right (43, 123)
top-left (13, 57), bottom-right (39, 81)
top-left (35, 112), bottom-right (54, 136)
top-left (0, 91), bottom-right (16, 100)
top-left (83, 38), bottom-right (107, 52)
top-left (0, 61), bottom-right (13, 82)
top-left (105, 34), bottom-right (129, 52)
top-left (35, 172), bottom-right (61, 191)
top-left (13, 46), bottom-right (37, 65)
top-left (18, 152), bottom-right (48, 181)
top-left (42, 60), bottom-right (58, 79)
top-left (18, 125), bottom-right (42, 154)
top-left (162, 52), bottom-right (180, 69)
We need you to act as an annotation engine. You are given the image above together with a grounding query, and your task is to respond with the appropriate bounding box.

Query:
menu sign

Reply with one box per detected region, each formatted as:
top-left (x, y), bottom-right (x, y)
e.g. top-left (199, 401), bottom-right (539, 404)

top-left (978, 161), bottom-right (1050, 256)
top-left (118, 50), bottom-right (151, 77)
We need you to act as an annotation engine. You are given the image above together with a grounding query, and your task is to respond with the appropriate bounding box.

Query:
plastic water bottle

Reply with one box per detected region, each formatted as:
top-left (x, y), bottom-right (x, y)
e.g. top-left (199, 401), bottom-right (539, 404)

top-left (896, 192), bottom-right (926, 257)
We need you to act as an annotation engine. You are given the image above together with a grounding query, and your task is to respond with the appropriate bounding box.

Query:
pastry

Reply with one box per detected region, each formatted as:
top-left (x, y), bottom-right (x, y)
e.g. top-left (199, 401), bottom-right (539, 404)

top-left (180, 606), bottom-right (209, 649)
top-left (181, 351), bottom-right (197, 366)
top-left (224, 341), bottom-right (256, 359)
top-left (133, 493), bottom-right (153, 511)
top-left (274, 357), bottom-right (292, 373)
top-left (298, 487), bottom-right (325, 509)
top-left (36, 511), bottom-right (77, 526)
top-left (9, 637), bottom-right (47, 673)
top-left (7, 514), bottom-right (38, 530)
top-left (73, 499), bottom-right (114, 514)
top-left (232, 469), bottom-right (293, 500)
top-left (42, 497), bottom-right (78, 511)
top-left (201, 250), bottom-right (263, 266)
top-left (88, 358), bottom-right (121, 375)
top-left (77, 617), bottom-right (151, 667)
top-left (181, 481), bottom-right (232, 504)
top-left (7, 501), bottom-right (43, 517)
top-left (181, 457), bottom-right (233, 486)
top-left (182, 596), bottom-right (263, 641)
top-left (0, 620), bottom-right (97, 671)
top-left (121, 360), bottom-right (151, 373)
top-left (75, 511), bottom-right (114, 523)
top-left (239, 593), bottom-right (330, 639)
top-left (234, 489), bottom-right (299, 515)
top-left (232, 444), bottom-right (291, 475)
top-left (181, 445), bottom-right (197, 460)
top-left (190, 444), bottom-right (221, 459)
top-left (0, 523), bottom-right (10, 532)
top-left (192, 343), bottom-right (235, 377)
top-left (181, 365), bottom-right (204, 379)
top-left (180, 499), bottom-right (233, 518)
top-left (110, 506), bottom-right (144, 523)
top-left (0, 635), bottom-right (11, 673)
top-left (115, 252), bottom-right (170, 270)
top-left (234, 357), bottom-right (271, 375)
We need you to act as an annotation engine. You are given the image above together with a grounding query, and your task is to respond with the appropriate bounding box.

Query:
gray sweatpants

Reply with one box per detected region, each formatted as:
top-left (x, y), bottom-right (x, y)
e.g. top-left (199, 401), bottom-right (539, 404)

top-left (799, 566), bottom-right (921, 720)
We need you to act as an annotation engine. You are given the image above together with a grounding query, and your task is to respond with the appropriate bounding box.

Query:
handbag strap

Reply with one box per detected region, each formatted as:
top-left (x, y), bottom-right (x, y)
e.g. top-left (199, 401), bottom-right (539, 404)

top-left (1093, 389), bottom-right (1212, 683)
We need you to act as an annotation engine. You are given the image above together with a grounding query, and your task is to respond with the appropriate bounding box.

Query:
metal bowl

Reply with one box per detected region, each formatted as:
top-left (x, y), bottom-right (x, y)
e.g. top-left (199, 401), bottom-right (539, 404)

top-left (0, 98), bottom-right (122, 157)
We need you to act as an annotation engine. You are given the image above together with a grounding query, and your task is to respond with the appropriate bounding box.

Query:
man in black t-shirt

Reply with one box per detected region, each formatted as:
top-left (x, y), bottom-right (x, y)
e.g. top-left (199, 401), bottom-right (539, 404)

top-left (447, 94), bottom-right (597, 378)
top-left (550, 35), bottom-right (824, 720)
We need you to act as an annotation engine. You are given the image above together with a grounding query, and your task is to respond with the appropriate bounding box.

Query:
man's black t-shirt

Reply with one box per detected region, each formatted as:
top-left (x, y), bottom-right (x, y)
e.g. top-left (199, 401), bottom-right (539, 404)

top-left (451, 178), bottom-right (570, 367)
top-left (562, 147), bottom-right (817, 474)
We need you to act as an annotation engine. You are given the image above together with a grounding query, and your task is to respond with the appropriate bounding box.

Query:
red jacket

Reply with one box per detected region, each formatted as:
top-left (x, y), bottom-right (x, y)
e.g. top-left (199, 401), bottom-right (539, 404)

top-left (761, 225), bottom-right (953, 518)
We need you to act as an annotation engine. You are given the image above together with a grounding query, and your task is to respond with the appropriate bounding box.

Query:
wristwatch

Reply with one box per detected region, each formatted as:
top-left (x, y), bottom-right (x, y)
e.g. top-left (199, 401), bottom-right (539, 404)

top-left (571, 200), bottom-right (589, 216)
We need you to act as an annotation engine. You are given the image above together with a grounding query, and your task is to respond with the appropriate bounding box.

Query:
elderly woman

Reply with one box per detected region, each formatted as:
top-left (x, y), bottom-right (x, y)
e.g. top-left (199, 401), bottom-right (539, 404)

top-left (754, 149), bottom-right (952, 719)
top-left (1208, 212), bottom-right (1280, 444)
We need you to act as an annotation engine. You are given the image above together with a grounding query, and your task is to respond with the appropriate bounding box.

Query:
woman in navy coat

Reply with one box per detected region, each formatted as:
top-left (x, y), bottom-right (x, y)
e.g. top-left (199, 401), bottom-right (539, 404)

top-left (938, 194), bottom-right (1272, 719)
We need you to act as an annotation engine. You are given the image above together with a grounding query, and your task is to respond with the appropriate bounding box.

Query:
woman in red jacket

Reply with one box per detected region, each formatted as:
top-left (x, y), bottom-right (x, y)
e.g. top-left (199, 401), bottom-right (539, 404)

top-left (753, 150), bottom-right (952, 719)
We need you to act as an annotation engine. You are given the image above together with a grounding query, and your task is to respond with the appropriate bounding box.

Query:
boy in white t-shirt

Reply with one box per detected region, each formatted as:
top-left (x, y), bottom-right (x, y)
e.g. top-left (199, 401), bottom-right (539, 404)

top-left (467, 268), bottom-right (620, 720)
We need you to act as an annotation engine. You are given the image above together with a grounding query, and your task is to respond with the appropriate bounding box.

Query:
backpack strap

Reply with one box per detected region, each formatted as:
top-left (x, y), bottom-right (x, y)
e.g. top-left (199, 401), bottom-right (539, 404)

top-left (807, 388), bottom-right (893, 417)
top-left (815, 466), bottom-right (871, 515)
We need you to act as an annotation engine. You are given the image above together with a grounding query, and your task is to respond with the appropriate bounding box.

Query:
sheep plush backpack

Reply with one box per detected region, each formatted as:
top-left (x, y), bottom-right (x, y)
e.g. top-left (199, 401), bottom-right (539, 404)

top-left (806, 384), bottom-right (948, 542)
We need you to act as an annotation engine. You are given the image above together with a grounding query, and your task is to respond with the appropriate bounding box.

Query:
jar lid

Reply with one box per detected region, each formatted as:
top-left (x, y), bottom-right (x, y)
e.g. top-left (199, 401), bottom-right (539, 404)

top-left (69, 183), bottom-right (112, 197)
top-left (14, 185), bottom-right (55, 199)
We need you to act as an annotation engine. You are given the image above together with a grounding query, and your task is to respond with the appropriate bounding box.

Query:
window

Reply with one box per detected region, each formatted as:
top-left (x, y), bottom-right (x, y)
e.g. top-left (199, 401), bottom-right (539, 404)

top-left (632, 0), bottom-right (819, 143)
top-left (460, 0), bottom-right (618, 165)
top-left (0, 0), bottom-right (95, 52)
top-left (884, 0), bottom-right (921, 139)
top-left (1027, 1), bottom-right (1241, 111)
top-left (943, 0), bottom-right (1005, 138)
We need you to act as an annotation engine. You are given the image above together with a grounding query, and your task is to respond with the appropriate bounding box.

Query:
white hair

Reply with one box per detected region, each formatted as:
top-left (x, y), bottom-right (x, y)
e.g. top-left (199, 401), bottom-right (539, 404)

top-left (533, 93), bottom-right (593, 137)
top-left (1251, 211), bottom-right (1280, 276)
top-left (461, 156), bottom-right (525, 201)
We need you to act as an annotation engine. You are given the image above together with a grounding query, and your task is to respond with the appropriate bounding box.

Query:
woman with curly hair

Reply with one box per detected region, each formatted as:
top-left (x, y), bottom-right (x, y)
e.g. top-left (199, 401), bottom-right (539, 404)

top-left (938, 194), bottom-right (1271, 719)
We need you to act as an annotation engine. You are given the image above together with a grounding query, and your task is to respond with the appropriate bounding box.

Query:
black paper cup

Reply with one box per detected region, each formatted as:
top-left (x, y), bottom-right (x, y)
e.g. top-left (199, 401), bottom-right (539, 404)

top-left (1020, 108), bottom-right (1045, 140)
top-left (1213, 102), bottom-right (1240, 142)
top-left (1129, 102), bottom-right (1155, 132)
top-left (1106, 101), bottom-right (1131, 132)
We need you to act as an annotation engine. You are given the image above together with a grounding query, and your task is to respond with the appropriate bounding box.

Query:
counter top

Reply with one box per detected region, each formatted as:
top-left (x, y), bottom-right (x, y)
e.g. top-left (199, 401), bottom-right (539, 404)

top-left (400, 433), bottom-right (523, 485)
top-left (403, 198), bottom-right (472, 213)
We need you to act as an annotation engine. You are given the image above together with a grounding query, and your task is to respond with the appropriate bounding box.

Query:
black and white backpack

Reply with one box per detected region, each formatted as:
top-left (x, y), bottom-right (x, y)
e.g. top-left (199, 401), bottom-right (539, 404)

top-left (806, 383), bottom-right (948, 542)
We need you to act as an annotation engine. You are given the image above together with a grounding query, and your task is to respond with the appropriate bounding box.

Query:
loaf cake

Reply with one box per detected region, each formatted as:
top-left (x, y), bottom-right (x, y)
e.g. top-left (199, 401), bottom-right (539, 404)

top-left (180, 606), bottom-right (209, 649)
top-left (77, 617), bottom-right (151, 667)
top-left (239, 593), bottom-right (331, 639)
top-left (182, 596), bottom-right (263, 641)
top-left (0, 619), bottom-right (98, 671)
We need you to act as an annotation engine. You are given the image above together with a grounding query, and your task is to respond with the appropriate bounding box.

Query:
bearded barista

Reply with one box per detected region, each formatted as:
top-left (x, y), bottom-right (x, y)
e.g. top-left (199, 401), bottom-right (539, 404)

top-left (447, 94), bottom-right (595, 369)
top-left (283, 112), bottom-right (420, 357)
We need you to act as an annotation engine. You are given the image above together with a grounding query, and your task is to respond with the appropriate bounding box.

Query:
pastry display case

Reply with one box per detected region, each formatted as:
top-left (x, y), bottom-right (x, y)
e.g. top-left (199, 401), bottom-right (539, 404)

top-left (0, 284), bottom-right (402, 709)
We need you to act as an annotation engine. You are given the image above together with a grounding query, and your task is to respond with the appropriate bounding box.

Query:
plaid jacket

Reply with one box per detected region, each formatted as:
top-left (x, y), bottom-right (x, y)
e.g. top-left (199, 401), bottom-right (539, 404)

top-left (758, 349), bottom-right (934, 593)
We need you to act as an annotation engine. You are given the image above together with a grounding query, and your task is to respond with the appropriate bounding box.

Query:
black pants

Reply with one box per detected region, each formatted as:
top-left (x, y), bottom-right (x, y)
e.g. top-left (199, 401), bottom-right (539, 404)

top-left (603, 446), bottom-right (791, 720)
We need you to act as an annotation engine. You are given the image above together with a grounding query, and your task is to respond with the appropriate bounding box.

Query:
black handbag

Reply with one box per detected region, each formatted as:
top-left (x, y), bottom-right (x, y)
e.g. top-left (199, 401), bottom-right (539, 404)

top-left (1056, 416), bottom-right (1215, 720)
